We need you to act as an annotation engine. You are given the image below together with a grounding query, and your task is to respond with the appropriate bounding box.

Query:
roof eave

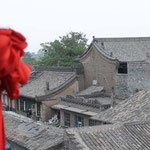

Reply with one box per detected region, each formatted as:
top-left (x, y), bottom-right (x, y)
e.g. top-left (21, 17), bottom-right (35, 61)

top-left (36, 75), bottom-right (77, 101)
top-left (79, 40), bottom-right (119, 63)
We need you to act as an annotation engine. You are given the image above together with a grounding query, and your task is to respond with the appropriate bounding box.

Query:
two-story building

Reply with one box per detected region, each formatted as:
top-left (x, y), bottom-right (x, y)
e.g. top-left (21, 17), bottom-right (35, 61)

top-left (2, 66), bottom-right (84, 121)
top-left (80, 37), bottom-right (150, 99)
top-left (51, 85), bottom-right (113, 128)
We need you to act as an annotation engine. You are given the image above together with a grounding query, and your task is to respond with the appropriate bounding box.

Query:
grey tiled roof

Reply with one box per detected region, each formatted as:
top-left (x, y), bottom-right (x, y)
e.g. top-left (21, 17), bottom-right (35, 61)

top-left (94, 37), bottom-right (150, 61)
top-left (66, 121), bottom-right (150, 150)
top-left (4, 111), bottom-right (64, 150)
top-left (77, 85), bottom-right (104, 96)
top-left (20, 71), bottom-right (76, 98)
top-left (58, 85), bottom-right (112, 113)
top-left (92, 90), bottom-right (150, 123)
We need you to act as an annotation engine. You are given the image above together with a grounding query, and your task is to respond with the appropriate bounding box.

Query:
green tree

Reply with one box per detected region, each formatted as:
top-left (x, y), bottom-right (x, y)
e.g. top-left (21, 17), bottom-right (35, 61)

top-left (37, 32), bottom-right (88, 66)
top-left (22, 52), bottom-right (36, 65)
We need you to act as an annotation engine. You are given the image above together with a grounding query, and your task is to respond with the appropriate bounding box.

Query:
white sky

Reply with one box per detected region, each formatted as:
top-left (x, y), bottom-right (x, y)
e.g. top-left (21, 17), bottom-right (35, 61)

top-left (1, 0), bottom-right (150, 53)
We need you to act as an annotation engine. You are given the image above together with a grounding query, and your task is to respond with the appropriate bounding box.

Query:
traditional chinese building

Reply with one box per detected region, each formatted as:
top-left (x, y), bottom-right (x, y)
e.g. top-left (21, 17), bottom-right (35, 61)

top-left (80, 37), bottom-right (150, 99)
top-left (2, 66), bottom-right (84, 121)
top-left (51, 85), bottom-right (113, 128)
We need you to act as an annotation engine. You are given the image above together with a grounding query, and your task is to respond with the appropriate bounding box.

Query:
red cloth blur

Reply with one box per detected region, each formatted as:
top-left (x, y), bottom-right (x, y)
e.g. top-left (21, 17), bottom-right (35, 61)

top-left (0, 29), bottom-right (31, 150)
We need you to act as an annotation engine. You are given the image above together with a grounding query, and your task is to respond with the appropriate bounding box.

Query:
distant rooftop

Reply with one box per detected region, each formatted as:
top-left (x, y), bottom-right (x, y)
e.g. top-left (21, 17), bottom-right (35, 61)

top-left (95, 37), bottom-right (150, 61)
top-left (81, 37), bottom-right (150, 62)
top-left (4, 111), bottom-right (64, 150)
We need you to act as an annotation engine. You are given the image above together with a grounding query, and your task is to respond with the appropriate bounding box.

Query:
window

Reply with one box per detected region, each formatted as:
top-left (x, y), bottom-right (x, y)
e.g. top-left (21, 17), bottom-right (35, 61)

top-left (16, 99), bottom-right (19, 111)
top-left (20, 99), bottom-right (24, 111)
top-left (64, 112), bottom-right (70, 127)
top-left (24, 101), bottom-right (26, 111)
top-left (75, 115), bottom-right (84, 127)
top-left (89, 119), bottom-right (96, 126)
top-left (118, 62), bottom-right (128, 74)
top-left (37, 103), bottom-right (41, 117)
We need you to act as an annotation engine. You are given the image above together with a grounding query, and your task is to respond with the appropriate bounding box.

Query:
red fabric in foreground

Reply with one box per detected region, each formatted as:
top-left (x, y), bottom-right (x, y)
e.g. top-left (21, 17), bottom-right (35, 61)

top-left (0, 29), bottom-right (31, 150)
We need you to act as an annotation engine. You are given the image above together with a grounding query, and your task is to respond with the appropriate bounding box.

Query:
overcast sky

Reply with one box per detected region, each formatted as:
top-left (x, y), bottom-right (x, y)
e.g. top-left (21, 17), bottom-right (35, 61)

top-left (1, 0), bottom-right (150, 53)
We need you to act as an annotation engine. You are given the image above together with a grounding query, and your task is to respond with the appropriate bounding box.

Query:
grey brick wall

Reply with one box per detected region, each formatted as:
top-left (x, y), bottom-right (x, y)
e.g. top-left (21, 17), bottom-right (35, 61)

top-left (115, 62), bottom-right (150, 99)
top-left (81, 46), bottom-right (117, 95)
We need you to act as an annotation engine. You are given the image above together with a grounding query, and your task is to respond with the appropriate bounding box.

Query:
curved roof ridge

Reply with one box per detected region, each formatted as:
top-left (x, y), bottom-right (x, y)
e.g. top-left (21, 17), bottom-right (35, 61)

top-left (93, 42), bottom-right (117, 61)
top-left (20, 71), bottom-right (77, 99)
top-left (80, 41), bottom-right (118, 62)
top-left (36, 74), bottom-right (77, 101)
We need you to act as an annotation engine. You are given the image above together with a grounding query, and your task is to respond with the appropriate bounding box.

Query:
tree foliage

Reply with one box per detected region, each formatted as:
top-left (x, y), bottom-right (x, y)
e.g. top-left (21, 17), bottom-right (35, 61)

top-left (37, 32), bottom-right (88, 66)
top-left (22, 52), bottom-right (37, 65)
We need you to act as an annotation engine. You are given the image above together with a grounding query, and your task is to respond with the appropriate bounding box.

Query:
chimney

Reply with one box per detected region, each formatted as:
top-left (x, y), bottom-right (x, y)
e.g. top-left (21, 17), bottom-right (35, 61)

top-left (46, 81), bottom-right (49, 90)
top-left (101, 42), bottom-right (105, 49)
top-left (110, 52), bottom-right (113, 57)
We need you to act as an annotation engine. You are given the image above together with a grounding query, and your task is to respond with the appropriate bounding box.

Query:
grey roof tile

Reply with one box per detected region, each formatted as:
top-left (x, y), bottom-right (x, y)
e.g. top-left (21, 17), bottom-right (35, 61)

top-left (77, 85), bottom-right (104, 96)
top-left (59, 85), bottom-right (111, 113)
top-left (4, 111), bottom-right (64, 150)
top-left (94, 37), bottom-right (150, 61)
top-left (66, 121), bottom-right (150, 150)
top-left (60, 96), bottom-right (112, 113)
top-left (91, 90), bottom-right (150, 123)
top-left (20, 71), bottom-right (76, 98)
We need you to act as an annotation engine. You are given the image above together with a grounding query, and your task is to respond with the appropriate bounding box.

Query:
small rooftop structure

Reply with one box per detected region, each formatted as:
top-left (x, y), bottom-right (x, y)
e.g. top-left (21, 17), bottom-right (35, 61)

top-left (51, 86), bottom-right (112, 120)
top-left (4, 111), bottom-right (64, 150)
top-left (52, 85), bottom-right (112, 114)
top-left (51, 85), bottom-right (113, 127)
top-left (60, 96), bottom-right (112, 112)
top-left (66, 121), bottom-right (150, 150)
